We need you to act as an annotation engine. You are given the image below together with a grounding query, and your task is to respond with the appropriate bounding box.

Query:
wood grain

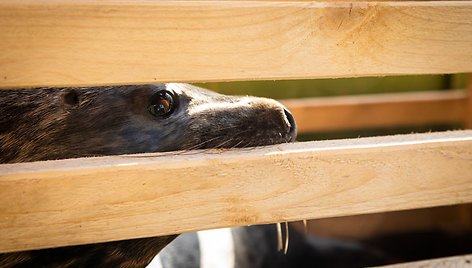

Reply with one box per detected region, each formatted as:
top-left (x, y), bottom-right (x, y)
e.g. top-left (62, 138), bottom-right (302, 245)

top-left (0, 131), bottom-right (471, 253)
top-left (281, 90), bottom-right (468, 133)
top-left (1, 1), bottom-right (472, 88)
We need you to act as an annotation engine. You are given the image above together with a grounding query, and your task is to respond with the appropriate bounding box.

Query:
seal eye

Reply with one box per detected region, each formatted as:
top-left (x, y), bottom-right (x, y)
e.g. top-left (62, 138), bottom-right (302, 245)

top-left (148, 90), bottom-right (176, 117)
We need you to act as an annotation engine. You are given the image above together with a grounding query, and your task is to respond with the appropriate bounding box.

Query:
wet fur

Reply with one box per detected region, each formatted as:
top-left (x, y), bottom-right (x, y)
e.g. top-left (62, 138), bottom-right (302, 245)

top-left (0, 83), bottom-right (296, 267)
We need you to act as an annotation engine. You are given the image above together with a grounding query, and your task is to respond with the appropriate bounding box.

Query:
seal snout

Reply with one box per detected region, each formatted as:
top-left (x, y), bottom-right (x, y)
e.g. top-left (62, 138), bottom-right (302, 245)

top-left (283, 107), bottom-right (297, 142)
top-left (283, 108), bottom-right (297, 142)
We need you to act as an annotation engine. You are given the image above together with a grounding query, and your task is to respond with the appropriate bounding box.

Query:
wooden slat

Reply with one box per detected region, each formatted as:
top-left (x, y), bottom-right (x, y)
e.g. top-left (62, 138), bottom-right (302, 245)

top-left (0, 131), bottom-right (471, 253)
top-left (1, 1), bottom-right (472, 88)
top-left (281, 90), bottom-right (468, 133)
top-left (376, 254), bottom-right (472, 267)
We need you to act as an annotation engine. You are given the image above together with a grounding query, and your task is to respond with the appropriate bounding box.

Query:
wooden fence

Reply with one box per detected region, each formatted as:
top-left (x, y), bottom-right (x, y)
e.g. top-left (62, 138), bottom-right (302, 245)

top-left (1, 1), bottom-right (472, 266)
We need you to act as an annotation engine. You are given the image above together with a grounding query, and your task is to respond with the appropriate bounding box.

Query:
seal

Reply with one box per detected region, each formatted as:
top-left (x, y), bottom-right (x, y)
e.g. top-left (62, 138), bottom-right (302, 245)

top-left (0, 83), bottom-right (297, 267)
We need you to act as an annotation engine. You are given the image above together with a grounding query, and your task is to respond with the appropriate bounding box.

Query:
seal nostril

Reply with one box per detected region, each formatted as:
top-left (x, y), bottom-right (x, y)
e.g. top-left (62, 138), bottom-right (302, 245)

top-left (283, 108), bottom-right (297, 142)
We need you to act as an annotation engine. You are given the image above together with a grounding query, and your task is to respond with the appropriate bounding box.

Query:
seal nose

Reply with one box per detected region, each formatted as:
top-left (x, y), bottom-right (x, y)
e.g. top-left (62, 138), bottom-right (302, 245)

top-left (283, 108), bottom-right (297, 142)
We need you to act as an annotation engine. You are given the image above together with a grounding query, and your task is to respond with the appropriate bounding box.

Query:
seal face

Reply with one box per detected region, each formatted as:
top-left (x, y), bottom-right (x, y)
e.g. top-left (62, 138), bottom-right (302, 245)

top-left (0, 83), bottom-right (297, 267)
top-left (0, 83), bottom-right (296, 163)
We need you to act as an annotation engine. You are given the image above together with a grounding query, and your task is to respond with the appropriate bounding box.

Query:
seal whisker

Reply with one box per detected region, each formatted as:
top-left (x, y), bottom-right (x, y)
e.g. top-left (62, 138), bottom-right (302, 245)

top-left (230, 139), bottom-right (245, 149)
top-left (276, 223), bottom-right (283, 252)
top-left (181, 136), bottom-right (222, 151)
top-left (213, 130), bottom-right (251, 149)
top-left (284, 222), bottom-right (290, 255)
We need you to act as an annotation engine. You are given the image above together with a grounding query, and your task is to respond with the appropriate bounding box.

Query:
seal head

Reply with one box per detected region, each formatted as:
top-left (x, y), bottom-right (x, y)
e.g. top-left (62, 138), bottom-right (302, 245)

top-left (0, 83), bottom-right (296, 163)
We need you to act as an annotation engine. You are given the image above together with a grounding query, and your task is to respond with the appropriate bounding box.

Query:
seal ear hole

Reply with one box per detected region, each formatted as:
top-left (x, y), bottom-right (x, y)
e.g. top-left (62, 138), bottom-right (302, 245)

top-left (63, 89), bottom-right (80, 106)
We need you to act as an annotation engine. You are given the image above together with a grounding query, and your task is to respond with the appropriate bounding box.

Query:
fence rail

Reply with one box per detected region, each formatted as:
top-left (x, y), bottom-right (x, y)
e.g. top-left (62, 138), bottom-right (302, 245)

top-left (1, 1), bottom-right (472, 88)
top-left (1, 131), bottom-right (471, 253)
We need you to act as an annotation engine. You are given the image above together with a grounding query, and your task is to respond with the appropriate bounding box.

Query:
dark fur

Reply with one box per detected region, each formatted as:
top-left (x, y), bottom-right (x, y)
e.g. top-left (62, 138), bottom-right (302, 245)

top-left (0, 83), bottom-right (296, 267)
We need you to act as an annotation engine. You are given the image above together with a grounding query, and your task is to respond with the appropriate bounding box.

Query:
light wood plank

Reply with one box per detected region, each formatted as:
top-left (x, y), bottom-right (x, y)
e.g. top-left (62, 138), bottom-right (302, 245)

top-left (281, 90), bottom-right (468, 133)
top-left (1, 1), bottom-right (472, 88)
top-left (0, 131), bottom-right (471, 252)
top-left (376, 254), bottom-right (472, 267)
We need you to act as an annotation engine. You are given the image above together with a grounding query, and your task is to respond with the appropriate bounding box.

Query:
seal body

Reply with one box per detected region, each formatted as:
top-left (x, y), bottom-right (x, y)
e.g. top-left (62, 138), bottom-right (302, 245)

top-left (155, 224), bottom-right (392, 268)
top-left (0, 83), bottom-right (296, 267)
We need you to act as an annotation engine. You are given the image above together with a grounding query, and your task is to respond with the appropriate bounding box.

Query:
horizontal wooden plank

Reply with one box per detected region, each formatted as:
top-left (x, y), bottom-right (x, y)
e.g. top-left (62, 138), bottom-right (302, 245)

top-left (1, 1), bottom-right (472, 88)
top-left (281, 90), bottom-right (468, 133)
top-left (376, 254), bottom-right (472, 267)
top-left (0, 131), bottom-right (471, 252)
